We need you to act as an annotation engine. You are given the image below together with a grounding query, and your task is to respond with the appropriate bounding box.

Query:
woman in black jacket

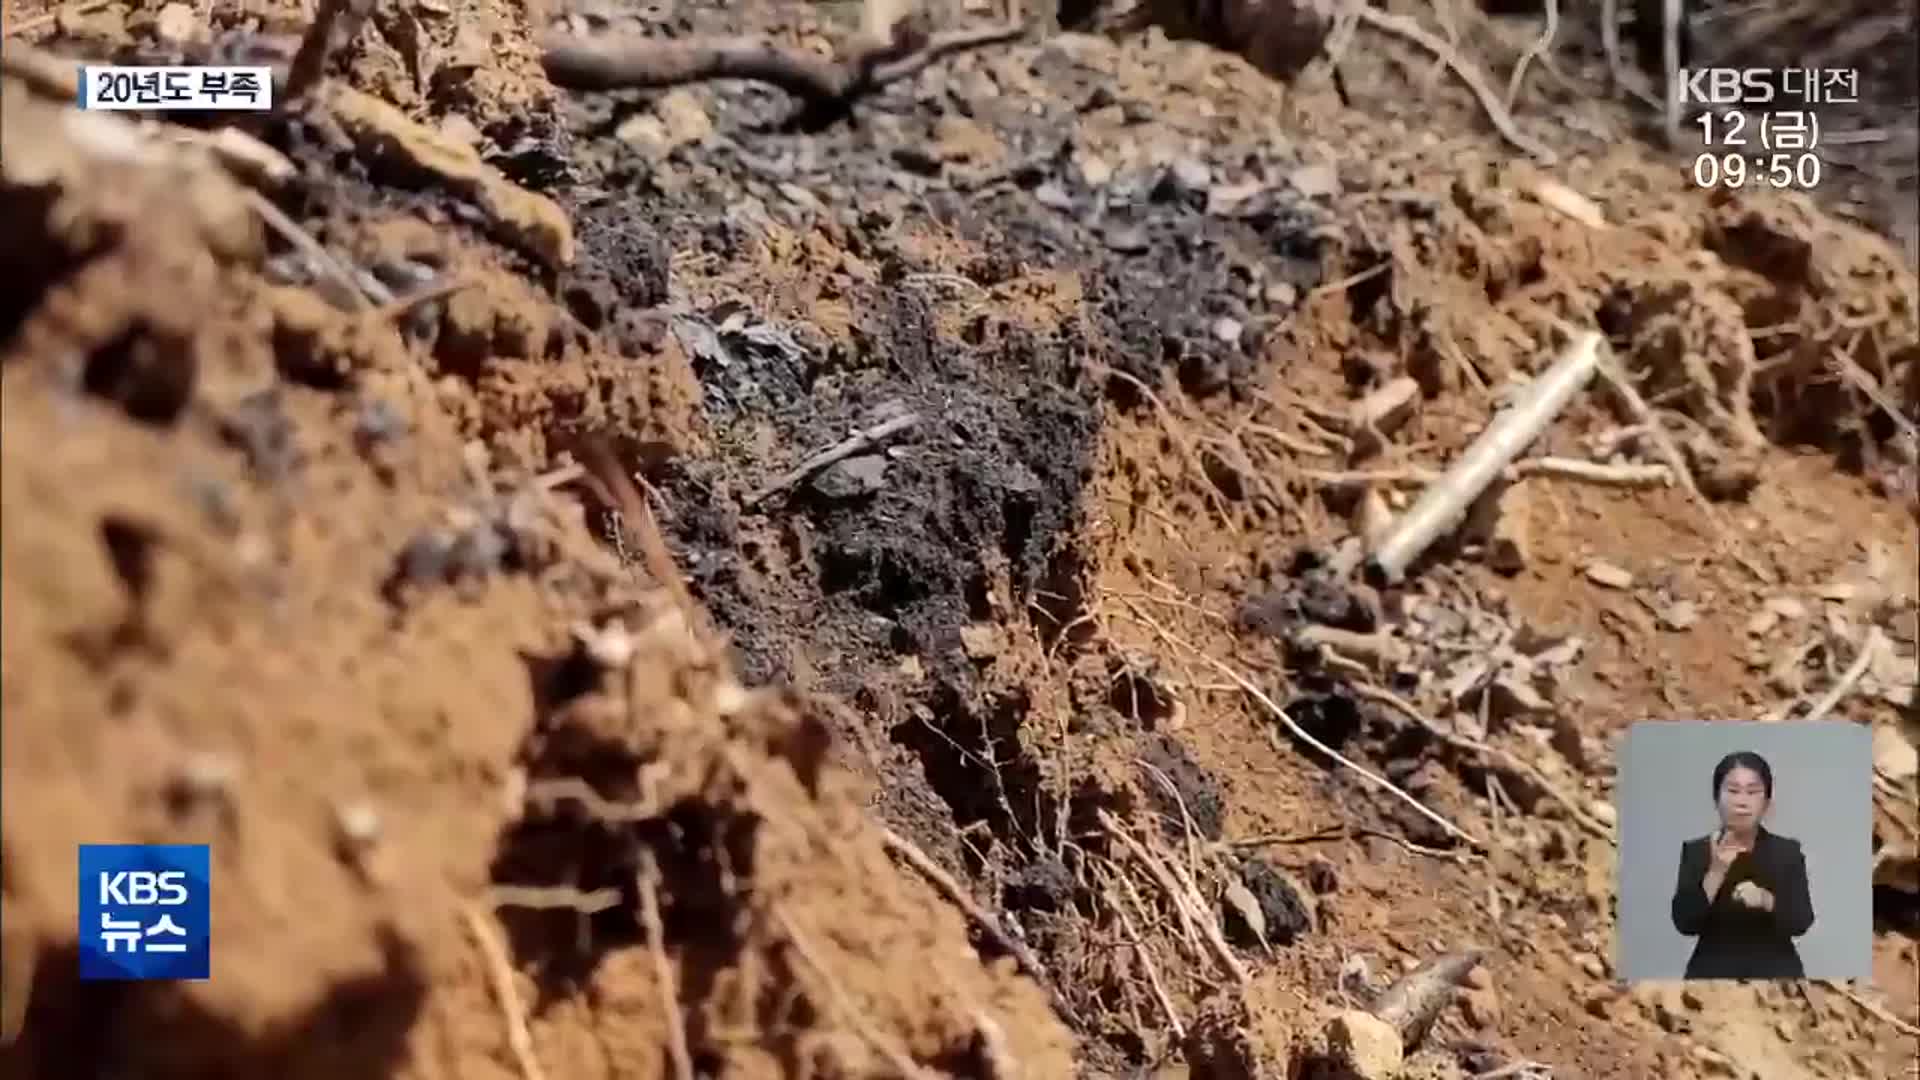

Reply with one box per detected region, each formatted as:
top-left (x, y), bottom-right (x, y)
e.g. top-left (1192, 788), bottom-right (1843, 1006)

top-left (1671, 751), bottom-right (1815, 979)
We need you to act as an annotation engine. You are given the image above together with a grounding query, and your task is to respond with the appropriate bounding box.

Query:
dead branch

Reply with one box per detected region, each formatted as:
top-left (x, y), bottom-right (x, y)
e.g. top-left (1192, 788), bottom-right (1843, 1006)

top-left (1097, 809), bottom-right (1251, 988)
top-left (1349, 6), bottom-right (1556, 164)
top-left (243, 190), bottom-right (377, 313)
top-left (1229, 822), bottom-right (1477, 864)
top-left (1114, 604), bottom-right (1485, 850)
top-left (366, 275), bottom-right (472, 324)
top-left (745, 411), bottom-right (921, 507)
top-left (1352, 683), bottom-right (1615, 843)
top-left (1366, 331), bottom-right (1602, 585)
top-left (524, 776), bottom-right (660, 822)
top-left (1106, 879), bottom-right (1186, 1044)
top-left (1503, 0), bottom-right (1559, 112)
top-left (637, 852), bottom-right (694, 1080)
top-left (771, 907), bottom-right (934, 1079)
top-left (285, 0), bottom-right (373, 103)
top-left (539, 22), bottom-right (1024, 118)
top-left (1801, 626), bottom-right (1886, 723)
top-left (489, 884), bottom-right (625, 913)
top-left (879, 826), bottom-right (1080, 1028)
top-left (1823, 981), bottom-right (1920, 1038)
top-left (578, 434), bottom-right (698, 617)
top-left (1371, 949), bottom-right (1481, 1049)
top-left (462, 903), bottom-right (551, 1080)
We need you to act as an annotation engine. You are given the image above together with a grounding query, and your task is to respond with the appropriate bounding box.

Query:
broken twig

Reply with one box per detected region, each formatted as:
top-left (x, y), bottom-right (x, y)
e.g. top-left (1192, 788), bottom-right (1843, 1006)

top-left (1371, 949), bottom-right (1482, 1050)
top-left (461, 903), bottom-right (550, 1080)
top-left (637, 852), bottom-right (694, 1080)
top-left (1097, 809), bottom-right (1251, 988)
top-left (746, 411), bottom-right (921, 506)
top-left (540, 22), bottom-right (1024, 122)
top-left (1366, 331), bottom-right (1602, 585)
top-left (1353, 683), bottom-right (1615, 843)
top-left (1200, 658), bottom-right (1486, 849)
top-left (1350, 6), bottom-right (1556, 163)
top-left (284, 0), bottom-right (373, 104)
top-left (1801, 627), bottom-right (1886, 724)
top-left (879, 826), bottom-right (1078, 1027)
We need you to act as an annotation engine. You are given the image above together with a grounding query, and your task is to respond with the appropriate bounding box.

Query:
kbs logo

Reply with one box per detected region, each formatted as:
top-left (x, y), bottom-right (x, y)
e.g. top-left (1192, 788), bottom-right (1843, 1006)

top-left (78, 844), bottom-right (210, 981)
top-left (1677, 68), bottom-right (1776, 105)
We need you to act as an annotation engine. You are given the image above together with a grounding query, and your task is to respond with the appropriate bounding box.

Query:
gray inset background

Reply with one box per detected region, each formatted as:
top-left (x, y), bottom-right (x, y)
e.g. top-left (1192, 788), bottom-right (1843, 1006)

top-left (1614, 721), bottom-right (1873, 982)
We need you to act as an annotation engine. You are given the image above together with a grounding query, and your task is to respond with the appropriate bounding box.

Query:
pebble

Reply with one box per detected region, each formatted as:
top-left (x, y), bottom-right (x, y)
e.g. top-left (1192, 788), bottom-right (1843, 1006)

top-left (1584, 560), bottom-right (1635, 589)
top-left (1211, 316), bottom-right (1243, 344)
top-left (811, 455), bottom-right (888, 499)
top-left (1102, 224), bottom-right (1150, 254)
top-left (155, 2), bottom-right (197, 44)
top-left (1169, 157), bottom-right (1212, 194)
top-left (1288, 162), bottom-right (1341, 198)
top-left (1325, 1010), bottom-right (1403, 1080)
top-left (1076, 152), bottom-right (1114, 187)
top-left (1461, 987), bottom-right (1503, 1029)
top-left (1690, 1045), bottom-right (1737, 1077)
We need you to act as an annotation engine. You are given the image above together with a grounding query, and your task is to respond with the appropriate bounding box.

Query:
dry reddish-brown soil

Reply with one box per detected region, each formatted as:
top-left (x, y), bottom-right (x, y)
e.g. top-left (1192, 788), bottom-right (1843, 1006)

top-left (3, 2), bottom-right (1917, 1079)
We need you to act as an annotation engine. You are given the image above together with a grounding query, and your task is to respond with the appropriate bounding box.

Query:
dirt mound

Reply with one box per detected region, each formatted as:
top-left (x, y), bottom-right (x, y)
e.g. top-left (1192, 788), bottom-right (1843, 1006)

top-left (3, 2), bottom-right (1918, 1079)
top-left (0, 61), bottom-right (1068, 1080)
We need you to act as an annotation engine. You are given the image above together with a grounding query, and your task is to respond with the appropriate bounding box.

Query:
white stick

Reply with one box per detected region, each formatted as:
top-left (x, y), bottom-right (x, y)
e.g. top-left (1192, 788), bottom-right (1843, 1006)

top-left (1366, 332), bottom-right (1603, 585)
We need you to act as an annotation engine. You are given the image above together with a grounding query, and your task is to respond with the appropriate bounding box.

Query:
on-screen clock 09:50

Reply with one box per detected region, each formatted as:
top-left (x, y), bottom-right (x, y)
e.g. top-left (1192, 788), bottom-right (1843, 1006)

top-left (1691, 152), bottom-right (1822, 189)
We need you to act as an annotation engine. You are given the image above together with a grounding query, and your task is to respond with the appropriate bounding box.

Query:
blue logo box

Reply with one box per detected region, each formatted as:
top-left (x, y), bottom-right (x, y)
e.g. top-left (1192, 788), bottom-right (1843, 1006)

top-left (78, 844), bottom-right (210, 981)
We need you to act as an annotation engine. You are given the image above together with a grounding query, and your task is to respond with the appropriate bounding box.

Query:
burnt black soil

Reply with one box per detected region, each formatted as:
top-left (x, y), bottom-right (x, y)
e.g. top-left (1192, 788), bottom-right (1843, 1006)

top-left (105, 6), bottom-right (1346, 1065)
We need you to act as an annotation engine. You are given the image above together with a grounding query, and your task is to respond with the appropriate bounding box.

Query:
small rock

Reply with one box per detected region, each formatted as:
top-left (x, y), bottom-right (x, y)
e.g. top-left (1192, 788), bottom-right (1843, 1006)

top-left (1325, 1010), bottom-right (1403, 1080)
top-left (1462, 964), bottom-right (1493, 991)
top-left (1584, 987), bottom-right (1616, 1018)
top-left (655, 89), bottom-right (712, 148)
top-left (959, 623), bottom-right (1001, 660)
top-left (810, 454), bottom-right (888, 500)
top-left (1289, 162), bottom-right (1341, 198)
top-left (1658, 598), bottom-right (1700, 631)
top-left (1103, 224), bottom-right (1151, 253)
top-left (892, 143), bottom-right (943, 176)
top-left (1766, 595), bottom-right (1808, 620)
top-left (1170, 157), bottom-right (1212, 194)
top-left (1690, 1045), bottom-right (1736, 1077)
top-left (1873, 723), bottom-right (1918, 782)
top-left (1484, 483), bottom-right (1531, 575)
top-left (439, 113), bottom-right (484, 148)
top-left (1680, 988), bottom-right (1703, 1010)
top-left (1305, 855), bottom-right (1339, 894)
top-left (154, 2), bottom-right (198, 44)
top-left (1460, 987), bottom-right (1502, 1029)
top-left (615, 114), bottom-right (674, 158)
top-left (1212, 316), bottom-right (1244, 344)
top-left (1075, 152), bottom-right (1114, 187)
top-left (777, 182), bottom-right (820, 210)
top-left (1264, 281), bottom-right (1298, 307)
top-left (1584, 560), bottom-right (1634, 589)
top-left (1485, 674), bottom-right (1550, 722)
top-left (334, 801), bottom-right (380, 848)
top-left (1577, 953), bottom-right (1606, 979)
top-left (1034, 182), bottom-right (1075, 211)
top-left (1589, 800), bottom-right (1617, 827)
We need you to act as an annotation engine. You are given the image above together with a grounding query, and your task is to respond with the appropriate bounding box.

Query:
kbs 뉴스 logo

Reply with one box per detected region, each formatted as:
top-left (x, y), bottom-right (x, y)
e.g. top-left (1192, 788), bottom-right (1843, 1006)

top-left (77, 844), bottom-right (210, 980)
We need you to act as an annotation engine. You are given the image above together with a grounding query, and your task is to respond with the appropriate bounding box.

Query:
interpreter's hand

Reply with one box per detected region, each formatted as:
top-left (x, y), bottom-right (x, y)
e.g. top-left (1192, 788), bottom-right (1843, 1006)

top-left (1730, 880), bottom-right (1774, 911)
top-left (1709, 830), bottom-right (1748, 873)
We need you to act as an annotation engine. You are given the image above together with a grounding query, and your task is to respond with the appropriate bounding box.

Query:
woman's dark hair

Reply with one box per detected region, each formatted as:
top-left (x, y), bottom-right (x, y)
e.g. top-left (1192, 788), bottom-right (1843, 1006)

top-left (1711, 751), bottom-right (1774, 800)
